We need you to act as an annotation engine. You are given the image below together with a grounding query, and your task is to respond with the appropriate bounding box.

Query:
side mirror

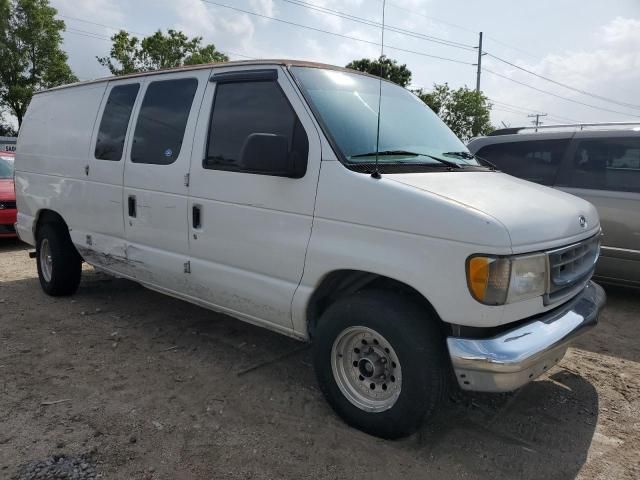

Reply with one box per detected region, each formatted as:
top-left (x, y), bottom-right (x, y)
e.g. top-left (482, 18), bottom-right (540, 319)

top-left (239, 133), bottom-right (296, 177)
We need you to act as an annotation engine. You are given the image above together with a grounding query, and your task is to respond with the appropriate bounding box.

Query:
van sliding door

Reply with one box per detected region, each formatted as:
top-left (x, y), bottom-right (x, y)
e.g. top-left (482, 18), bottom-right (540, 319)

top-left (122, 69), bottom-right (209, 293)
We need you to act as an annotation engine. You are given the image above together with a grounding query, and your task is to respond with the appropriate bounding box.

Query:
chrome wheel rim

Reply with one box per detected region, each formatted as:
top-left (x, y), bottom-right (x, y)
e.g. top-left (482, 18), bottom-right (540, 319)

top-left (40, 238), bottom-right (53, 282)
top-left (331, 326), bottom-right (402, 412)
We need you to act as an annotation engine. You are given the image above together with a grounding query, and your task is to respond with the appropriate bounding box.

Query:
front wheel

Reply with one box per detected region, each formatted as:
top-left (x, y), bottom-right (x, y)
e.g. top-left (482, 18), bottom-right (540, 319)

top-left (313, 290), bottom-right (448, 439)
top-left (36, 223), bottom-right (82, 296)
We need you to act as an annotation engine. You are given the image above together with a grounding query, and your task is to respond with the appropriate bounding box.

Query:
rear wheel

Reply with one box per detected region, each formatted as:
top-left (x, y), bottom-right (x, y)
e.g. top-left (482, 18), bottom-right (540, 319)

top-left (36, 223), bottom-right (82, 296)
top-left (313, 290), bottom-right (448, 439)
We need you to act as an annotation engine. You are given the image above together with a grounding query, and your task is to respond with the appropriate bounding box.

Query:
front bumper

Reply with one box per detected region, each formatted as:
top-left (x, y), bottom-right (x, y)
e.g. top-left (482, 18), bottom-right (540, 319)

top-left (447, 281), bottom-right (606, 392)
top-left (0, 208), bottom-right (17, 237)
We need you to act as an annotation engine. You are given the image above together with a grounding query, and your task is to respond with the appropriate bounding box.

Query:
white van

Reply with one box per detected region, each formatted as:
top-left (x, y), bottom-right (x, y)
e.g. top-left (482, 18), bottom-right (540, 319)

top-left (15, 60), bottom-right (605, 438)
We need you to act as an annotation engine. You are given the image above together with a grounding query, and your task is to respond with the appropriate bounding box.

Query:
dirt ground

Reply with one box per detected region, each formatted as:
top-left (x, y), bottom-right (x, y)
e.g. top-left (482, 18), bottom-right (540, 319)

top-left (1, 238), bottom-right (639, 480)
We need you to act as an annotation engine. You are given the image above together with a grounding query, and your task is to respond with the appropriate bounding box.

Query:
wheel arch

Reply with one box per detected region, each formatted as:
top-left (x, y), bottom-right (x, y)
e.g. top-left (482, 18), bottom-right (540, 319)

top-left (34, 209), bottom-right (67, 234)
top-left (306, 269), bottom-right (446, 339)
top-left (33, 209), bottom-right (74, 246)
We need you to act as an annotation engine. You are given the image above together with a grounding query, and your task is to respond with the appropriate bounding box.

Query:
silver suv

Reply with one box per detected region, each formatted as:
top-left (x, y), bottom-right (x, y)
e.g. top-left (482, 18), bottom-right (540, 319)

top-left (468, 123), bottom-right (640, 288)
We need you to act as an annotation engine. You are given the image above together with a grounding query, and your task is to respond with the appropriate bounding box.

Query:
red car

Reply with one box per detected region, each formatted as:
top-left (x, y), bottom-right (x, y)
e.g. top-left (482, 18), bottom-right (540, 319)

top-left (0, 150), bottom-right (17, 238)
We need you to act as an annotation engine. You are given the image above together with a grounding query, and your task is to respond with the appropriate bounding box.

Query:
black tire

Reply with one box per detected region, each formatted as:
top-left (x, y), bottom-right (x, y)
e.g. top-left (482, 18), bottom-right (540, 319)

top-left (36, 223), bottom-right (82, 296)
top-left (312, 290), bottom-right (448, 439)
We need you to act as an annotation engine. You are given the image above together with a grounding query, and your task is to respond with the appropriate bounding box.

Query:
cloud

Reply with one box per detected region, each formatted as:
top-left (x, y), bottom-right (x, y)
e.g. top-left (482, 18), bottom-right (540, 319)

top-left (167, 0), bottom-right (256, 52)
top-left (250, 0), bottom-right (275, 17)
top-left (53, 0), bottom-right (127, 39)
top-left (485, 16), bottom-right (640, 125)
top-left (528, 17), bottom-right (640, 89)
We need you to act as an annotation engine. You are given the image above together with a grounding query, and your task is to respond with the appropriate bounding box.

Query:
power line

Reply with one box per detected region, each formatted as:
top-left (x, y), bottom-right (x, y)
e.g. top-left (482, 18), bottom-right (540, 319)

top-left (200, 0), bottom-right (475, 66)
top-left (285, 0), bottom-right (599, 92)
top-left (492, 106), bottom-right (530, 116)
top-left (483, 36), bottom-right (540, 61)
top-left (385, 1), bottom-right (477, 35)
top-left (488, 98), bottom-right (580, 122)
top-left (483, 68), bottom-right (640, 118)
top-left (63, 22), bottom-right (257, 61)
top-left (384, 0), bottom-right (547, 62)
top-left (66, 28), bottom-right (111, 41)
top-left (61, 15), bottom-right (146, 36)
top-left (488, 98), bottom-right (542, 113)
top-left (491, 107), bottom-right (571, 126)
top-left (486, 53), bottom-right (640, 111)
top-left (275, 0), bottom-right (477, 51)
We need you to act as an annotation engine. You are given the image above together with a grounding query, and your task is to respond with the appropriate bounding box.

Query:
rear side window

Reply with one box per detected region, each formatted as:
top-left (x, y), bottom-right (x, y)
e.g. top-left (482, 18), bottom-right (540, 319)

top-left (559, 137), bottom-right (640, 193)
top-left (131, 78), bottom-right (198, 165)
top-left (95, 84), bottom-right (140, 161)
top-left (476, 139), bottom-right (569, 186)
top-left (204, 80), bottom-right (308, 176)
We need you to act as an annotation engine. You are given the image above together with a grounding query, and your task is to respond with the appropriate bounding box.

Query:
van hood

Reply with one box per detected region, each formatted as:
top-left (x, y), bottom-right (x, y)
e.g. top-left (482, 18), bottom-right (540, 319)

top-left (0, 179), bottom-right (15, 200)
top-left (388, 171), bottom-right (600, 251)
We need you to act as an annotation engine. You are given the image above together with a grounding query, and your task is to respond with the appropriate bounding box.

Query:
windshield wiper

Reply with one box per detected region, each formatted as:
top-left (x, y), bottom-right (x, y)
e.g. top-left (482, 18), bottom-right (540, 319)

top-left (443, 151), bottom-right (498, 170)
top-left (350, 150), bottom-right (422, 158)
top-left (350, 150), bottom-right (462, 169)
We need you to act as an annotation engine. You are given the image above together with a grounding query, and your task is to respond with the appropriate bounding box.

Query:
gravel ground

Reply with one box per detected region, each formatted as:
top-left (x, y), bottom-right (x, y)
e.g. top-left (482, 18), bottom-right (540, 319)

top-left (1, 238), bottom-right (639, 479)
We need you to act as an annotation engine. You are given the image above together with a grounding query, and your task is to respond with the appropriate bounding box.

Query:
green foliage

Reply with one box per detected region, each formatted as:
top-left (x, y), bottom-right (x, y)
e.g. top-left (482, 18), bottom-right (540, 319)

top-left (0, 110), bottom-right (17, 136)
top-left (0, 0), bottom-right (77, 126)
top-left (345, 55), bottom-right (412, 87)
top-left (97, 29), bottom-right (229, 76)
top-left (415, 84), bottom-right (494, 140)
top-left (345, 56), bottom-right (493, 140)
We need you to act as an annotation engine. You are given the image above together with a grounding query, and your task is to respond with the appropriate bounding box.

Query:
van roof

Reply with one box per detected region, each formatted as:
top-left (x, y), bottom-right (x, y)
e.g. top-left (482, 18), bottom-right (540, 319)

top-left (37, 59), bottom-right (385, 94)
top-left (488, 122), bottom-right (640, 136)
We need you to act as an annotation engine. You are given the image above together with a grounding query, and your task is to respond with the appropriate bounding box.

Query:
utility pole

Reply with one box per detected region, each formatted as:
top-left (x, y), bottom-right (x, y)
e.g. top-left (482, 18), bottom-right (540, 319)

top-left (528, 113), bottom-right (547, 132)
top-left (475, 31), bottom-right (483, 92)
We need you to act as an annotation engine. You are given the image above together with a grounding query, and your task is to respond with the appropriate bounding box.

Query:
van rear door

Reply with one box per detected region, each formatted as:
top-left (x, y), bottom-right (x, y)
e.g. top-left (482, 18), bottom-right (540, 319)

top-left (85, 79), bottom-right (141, 268)
top-left (122, 69), bottom-right (209, 293)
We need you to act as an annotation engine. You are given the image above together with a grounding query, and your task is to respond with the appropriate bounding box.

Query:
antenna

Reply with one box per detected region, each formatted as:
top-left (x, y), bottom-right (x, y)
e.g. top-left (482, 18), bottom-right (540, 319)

top-left (371, 0), bottom-right (386, 180)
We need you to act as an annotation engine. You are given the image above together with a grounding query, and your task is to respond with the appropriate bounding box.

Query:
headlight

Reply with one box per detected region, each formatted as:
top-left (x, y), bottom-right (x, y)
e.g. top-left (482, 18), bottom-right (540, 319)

top-left (467, 253), bottom-right (547, 305)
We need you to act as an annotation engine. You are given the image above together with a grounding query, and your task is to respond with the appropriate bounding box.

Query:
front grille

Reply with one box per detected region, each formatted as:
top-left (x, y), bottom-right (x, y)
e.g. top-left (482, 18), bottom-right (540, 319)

top-left (546, 234), bottom-right (600, 303)
top-left (0, 200), bottom-right (16, 210)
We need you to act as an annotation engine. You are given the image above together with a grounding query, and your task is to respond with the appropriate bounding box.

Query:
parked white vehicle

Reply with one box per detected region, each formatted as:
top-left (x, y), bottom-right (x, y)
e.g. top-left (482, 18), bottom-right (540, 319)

top-left (15, 60), bottom-right (605, 438)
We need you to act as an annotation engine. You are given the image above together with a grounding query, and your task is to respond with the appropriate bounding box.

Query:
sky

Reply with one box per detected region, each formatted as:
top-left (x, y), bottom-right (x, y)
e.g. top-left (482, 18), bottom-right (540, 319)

top-left (40, 0), bottom-right (640, 128)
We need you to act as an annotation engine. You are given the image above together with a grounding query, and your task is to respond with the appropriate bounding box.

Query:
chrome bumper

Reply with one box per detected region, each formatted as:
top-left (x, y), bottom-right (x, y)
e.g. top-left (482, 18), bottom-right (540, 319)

top-left (447, 281), bottom-right (606, 392)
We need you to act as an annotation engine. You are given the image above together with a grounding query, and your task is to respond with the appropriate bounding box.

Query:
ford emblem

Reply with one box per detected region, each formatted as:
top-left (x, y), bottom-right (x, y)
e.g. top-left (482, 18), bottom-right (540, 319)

top-left (579, 215), bottom-right (587, 228)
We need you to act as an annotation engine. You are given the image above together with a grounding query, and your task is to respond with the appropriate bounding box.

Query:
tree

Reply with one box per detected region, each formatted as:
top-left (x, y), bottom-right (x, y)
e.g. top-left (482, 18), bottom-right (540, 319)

top-left (0, 111), bottom-right (17, 136)
top-left (416, 84), bottom-right (494, 140)
top-left (0, 0), bottom-right (77, 127)
top-left (97, 29), bottom-right (229, 76)
top-left (345, 56), bottom-right (493, 140)
top-left (346, 55), bottom-right (412, 87)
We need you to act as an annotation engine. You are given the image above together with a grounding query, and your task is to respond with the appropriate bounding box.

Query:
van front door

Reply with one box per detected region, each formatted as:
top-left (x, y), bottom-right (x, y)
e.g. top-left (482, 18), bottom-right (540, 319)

top-left (187, 66), bottom-right (322, 333)
top-left (123, 70), bottom-right (209, 293)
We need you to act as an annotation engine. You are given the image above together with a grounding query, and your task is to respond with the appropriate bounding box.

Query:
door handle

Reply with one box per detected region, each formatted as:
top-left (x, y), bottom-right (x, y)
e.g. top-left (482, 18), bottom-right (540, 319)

top-left (128, 195), bottom-right (136, 218)
top-left (193, 204), bottom-right (201, 229)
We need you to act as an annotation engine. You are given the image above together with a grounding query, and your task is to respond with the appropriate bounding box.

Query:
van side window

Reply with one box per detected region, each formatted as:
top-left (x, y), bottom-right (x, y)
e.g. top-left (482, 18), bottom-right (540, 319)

top-left (560, 137), bottom-right (640, 193)
top-left (204, 80), bottom-right (308, 177)
top-left (476, 139), bottom-right (569, 186)
top-left (95, 84), bottom-right (140, 161)
top-left (131, 78), bottom-right (198, 165)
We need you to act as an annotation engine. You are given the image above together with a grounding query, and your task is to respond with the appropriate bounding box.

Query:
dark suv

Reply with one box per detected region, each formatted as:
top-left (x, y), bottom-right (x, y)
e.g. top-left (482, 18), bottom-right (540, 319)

top-left (468, 125), bottom-right (640, 287)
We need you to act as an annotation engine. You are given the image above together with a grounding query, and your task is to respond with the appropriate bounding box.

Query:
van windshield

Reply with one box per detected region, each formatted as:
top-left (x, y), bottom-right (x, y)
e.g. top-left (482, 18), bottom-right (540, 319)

top-left (290, 66), bottom-right (478, 168)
